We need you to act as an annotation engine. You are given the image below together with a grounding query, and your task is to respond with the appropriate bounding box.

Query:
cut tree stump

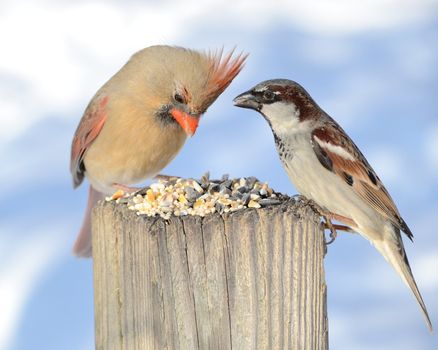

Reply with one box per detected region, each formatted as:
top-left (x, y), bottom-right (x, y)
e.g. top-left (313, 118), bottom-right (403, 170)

top-left (92, 198), bottom-right (328, 350)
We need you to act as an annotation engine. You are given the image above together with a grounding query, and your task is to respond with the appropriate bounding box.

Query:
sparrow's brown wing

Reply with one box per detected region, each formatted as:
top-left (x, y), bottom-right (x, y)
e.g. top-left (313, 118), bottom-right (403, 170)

top-left (311, 120), bottom-right (413, 240)
top-left (70, 95), bottom-right (108, 188)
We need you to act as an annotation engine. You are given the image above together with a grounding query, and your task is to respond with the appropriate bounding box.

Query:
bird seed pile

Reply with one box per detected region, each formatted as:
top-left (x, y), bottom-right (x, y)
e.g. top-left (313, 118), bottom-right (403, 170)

top-left (107, 173), bottom-right (284, 220)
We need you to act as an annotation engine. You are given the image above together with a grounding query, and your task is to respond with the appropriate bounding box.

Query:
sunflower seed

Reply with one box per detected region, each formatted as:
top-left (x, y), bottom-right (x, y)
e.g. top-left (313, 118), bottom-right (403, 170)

top-left (259, 198), bottom-right (282, 207)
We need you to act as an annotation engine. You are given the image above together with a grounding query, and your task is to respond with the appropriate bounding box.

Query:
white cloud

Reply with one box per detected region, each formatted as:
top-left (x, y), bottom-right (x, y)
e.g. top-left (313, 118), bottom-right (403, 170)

top-left (222, 0), bottom-right (437, 34)
top-left (299, 38), bottom-right (354, 66)
top-left (0, 228), bottom-right (66, 350)
top-left (0, 0), bottom-right (436, 146)
top-left (321, 73), bottom-right (389, 128)
top-left (424, 124), bottom-right (438, 175)
top-left (392, 35), bottom-right (438, 82)
top-left (414, 249), bottom-right (438, 291)
top-left (329, 312), bottom-right (421, 350)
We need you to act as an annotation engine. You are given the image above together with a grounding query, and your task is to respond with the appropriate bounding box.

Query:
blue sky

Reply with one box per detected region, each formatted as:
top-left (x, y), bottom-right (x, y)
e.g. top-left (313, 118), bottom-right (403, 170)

top-left (1, 0), bottom-right (437, 349)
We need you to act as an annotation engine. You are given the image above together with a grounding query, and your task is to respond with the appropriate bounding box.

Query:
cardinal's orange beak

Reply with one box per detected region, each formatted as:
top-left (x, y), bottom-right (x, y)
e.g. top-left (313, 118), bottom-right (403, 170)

top-left (170, 108), bottom-right (200, 136)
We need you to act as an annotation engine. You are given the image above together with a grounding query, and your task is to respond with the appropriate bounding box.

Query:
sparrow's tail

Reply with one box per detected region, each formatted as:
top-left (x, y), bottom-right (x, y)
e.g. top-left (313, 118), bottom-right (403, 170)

top-left (73, 185), bottom-right (105, 258)
top-left (374, 228), bottom-right (433, 332)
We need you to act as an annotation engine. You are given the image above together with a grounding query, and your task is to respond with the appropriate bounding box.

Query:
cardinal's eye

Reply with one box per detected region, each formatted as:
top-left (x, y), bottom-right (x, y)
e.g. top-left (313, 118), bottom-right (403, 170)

top-left (263, 90), bottom-right (275, 101)
top-left (174, 93), bottom-right (185, 104)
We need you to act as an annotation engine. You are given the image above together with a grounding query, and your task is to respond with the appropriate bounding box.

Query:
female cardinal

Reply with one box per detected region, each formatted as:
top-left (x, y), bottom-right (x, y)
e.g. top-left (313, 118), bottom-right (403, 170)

top-left (234, 79), bottom-right (432, 331)
top-left (71, 45), bottom-right (247, 257)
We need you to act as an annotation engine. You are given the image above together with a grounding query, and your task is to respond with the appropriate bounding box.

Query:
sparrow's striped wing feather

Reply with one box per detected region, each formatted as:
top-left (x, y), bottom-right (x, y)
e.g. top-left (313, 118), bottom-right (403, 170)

top-left (70, 95), bottom-right (108, 188)
top-left (311, 121), bottom-right (413, 240)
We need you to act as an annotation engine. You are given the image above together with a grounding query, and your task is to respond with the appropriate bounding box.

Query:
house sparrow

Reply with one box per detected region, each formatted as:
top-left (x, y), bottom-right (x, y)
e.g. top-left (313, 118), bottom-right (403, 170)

top-left (71, 45), bottom-right (247, 257)
top-left (233, 79), bottom-right (432, 331)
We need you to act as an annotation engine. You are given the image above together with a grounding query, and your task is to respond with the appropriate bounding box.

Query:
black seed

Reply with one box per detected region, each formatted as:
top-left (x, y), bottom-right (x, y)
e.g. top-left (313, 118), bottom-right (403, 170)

top-left (250, 189), bottom-right (260, 196)
top-left (134, 187), bottom-right (149, 196)
top-left (246, 176), bottom-right (258, 189)
top-left (221, 180), bottom-right (233, 189)
top-left (208, 183), bottom-right (220, 193)
top-left (229, 195), bottom-right (241, 201)
top-left (219, 186), bottom-right (232, 196)
top-left (237, 186), bottom-right (248, 194)
top-left (259, 198), bottom-right (281, 207)
top-left (200, 179), bottom-right (210, 190)
top-left (233, 192), bottom-right (244, 200)
top-left (241, 193), bottom-right (251, 206)
top-left (185, 187), bottom-right (200, 201)
top-left (215, 203), bottom-right (225, 214)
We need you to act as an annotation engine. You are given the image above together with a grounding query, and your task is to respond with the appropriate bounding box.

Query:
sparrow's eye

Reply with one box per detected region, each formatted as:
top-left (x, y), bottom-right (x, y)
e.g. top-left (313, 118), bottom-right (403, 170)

top-left (174, 93), bottom-right (185, 104)
top-left (263, 90), bottom-right (275, 101)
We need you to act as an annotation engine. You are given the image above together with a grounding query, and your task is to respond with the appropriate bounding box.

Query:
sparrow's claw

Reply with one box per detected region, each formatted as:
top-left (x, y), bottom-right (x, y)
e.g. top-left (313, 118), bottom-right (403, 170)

top-left (292, 194), bottom-right (356, 244)
top-left (323, 216), bottom-right (338, 245)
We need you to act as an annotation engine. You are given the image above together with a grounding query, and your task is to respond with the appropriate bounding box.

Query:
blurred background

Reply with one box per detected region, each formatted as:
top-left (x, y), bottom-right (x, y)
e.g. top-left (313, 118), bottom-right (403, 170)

top-left (1, 0), bottom-right (437, 349)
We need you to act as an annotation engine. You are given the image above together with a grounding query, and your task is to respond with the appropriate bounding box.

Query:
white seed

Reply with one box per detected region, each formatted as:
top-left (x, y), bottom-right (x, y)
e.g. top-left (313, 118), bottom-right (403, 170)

top-left (133, 195), bottom-right (143, 204)
top-left (192, 181), bottom-right (204, 193)
top-left (248, 200), bottom-right (261, 208)
top-left (160, 193), bottom-right (173, 207)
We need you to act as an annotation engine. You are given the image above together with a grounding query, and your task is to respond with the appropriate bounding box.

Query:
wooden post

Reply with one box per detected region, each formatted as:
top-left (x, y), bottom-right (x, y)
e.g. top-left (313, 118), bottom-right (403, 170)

top-left (92, 198), bottom-right (328, 350)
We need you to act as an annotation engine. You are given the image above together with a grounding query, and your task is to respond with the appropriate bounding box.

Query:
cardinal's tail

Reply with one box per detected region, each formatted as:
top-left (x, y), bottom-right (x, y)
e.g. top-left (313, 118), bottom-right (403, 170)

top-left (73, 185), bottom-right (105, 258)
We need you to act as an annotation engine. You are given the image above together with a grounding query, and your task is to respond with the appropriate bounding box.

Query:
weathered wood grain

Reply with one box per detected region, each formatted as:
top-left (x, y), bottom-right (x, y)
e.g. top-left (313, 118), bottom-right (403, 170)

top-left (92, 199), bottom-right (328, 350)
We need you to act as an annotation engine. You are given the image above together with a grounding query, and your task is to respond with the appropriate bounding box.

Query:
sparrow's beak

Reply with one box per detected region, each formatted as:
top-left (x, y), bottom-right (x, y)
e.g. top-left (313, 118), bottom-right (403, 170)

top-left (170, 108), bottom-right (200, 136)
top-left (233, 91), bottom-right (260, 111)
